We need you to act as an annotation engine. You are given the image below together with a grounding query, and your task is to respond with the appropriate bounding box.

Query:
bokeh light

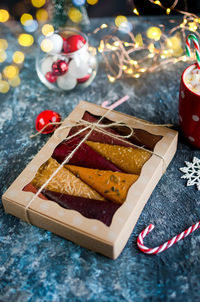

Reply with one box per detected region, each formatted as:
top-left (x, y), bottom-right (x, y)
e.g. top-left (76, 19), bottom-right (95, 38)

top-left (87, 0), bottom-right (98, 4)
top-left (36, 9), bottom-right (48, 22)
top-left (42, 24), bottom-right (54, 36)
top-left (24, 20), bottom-right (38, 32)
top-left (119, 21), bottom-right (133, 33)
top-left (188, 22), bottom-right (198, 32)
top-left (115, 15), bottom-right (127, 28)
top-left (20, 13), bottom-right (33, 26)
top-left (146, 26), bottom-right (162, 41)
top-left (0, 80), bottom-right (10, 93)
top-left (18, 33), bottom-right (34, 47)
top-left (133, 8), bottom-right (139, 15)
top-left (13, 51), bottom-right (25, 64)
top-left (0, 9), bottom-right (9, 23)
top-left (0, 39), bottom-right (8, 50)
top-left (166, 8), bottom-right (171, 14)
top-left (31, 0), bottom-right (46, 8)
top-left (0, 49), bottom-right (7, 63)
top-left (40, 38), bottom-right (53, 52)
top-left (72, 0), bottom-right (86, 6)
top-left (9, 76), bottom-right (21, 87)
top-left (68, 7), bottom-right (82, 23)
top-left (3, 65), bottom-right (19, 79)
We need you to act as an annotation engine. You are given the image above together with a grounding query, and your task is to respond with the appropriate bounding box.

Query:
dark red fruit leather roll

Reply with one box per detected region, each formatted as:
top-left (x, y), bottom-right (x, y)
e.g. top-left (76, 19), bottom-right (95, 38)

top-left (52, 136), bottom-right (121, 171)
top-left (42, 189), bottom-right (120, 226)
top-left (68, 111), bottom-right (162, 151)
top-left (83, 111), bottom-right (162, 151)
top-left (68, 112), bottom-right (134, 148)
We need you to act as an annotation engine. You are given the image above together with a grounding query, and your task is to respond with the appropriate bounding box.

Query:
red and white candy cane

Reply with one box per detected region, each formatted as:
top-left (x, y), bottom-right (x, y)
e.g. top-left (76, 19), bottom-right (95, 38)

top-left (186, 34), bottom-right (200, 69)
top-left (137, 222), bottom-right (200, 254)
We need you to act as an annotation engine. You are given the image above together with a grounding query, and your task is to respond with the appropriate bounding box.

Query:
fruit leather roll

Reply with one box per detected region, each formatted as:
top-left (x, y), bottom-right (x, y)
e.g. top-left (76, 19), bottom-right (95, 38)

top-left (41, 189), bottom-right (120, 226)
top-left (52, 136), bottom-right (121, 172)
top-left (68, 112), bottom-right (135, 148)
top-left (85, 141), bottom-right (151, 174)
top-left (23, 183), bottom-right (47, 200)
top-left (65, 165), bottom-right (139, 204)
top-left (68, 111), bottom-right (162, 151)
top-left (31, 157), bottom-right (105, 201)
top-left (84, 112), bottom-right (163, 151)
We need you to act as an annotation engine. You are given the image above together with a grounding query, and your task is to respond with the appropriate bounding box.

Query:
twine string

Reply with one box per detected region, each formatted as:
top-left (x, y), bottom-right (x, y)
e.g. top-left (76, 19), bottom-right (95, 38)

top-left (25, 110), bottom-right (170, 223)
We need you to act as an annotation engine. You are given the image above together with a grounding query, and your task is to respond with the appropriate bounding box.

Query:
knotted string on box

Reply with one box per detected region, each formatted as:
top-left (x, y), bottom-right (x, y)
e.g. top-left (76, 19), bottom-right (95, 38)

top-left (25, 109), bottom-right (169, 224)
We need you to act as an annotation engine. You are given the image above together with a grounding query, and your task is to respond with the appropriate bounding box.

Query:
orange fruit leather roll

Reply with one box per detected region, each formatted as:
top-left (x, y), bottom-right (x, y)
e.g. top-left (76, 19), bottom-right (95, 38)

top-left (85, 141), bottom-right (151, 174)
top-left (31, 158), bottom-right (105, 201)
top-left (65, 165), bottom-right (139, 204)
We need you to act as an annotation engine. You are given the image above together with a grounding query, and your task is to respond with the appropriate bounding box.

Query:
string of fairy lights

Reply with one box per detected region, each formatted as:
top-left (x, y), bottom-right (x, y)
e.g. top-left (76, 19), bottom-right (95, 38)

top-left (0, 0), bottom-right (199, 93)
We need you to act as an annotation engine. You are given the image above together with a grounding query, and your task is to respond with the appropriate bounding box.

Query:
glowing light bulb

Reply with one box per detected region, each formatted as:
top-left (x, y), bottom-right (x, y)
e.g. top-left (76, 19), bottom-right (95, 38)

top-left (31, 0), bottom-right (46, 8)
top-left (0, 80), bottom-right (10, 93)
top-left (115, 15), bottom-right (127, 28)
top-left (129, 60), bottom-right (137, 66)
top-left (20, 13), bottom-right (33, 26)
top-left (139, 68), bottom-right (146, 73)
top-left (3, 65), bottom-right (19, 79)
top-left (87, 0), bottom-right (98, 5)
top-left (18, 34), bottom-right (34, 47)
top-left (135, 34), bottom-right (143, 47)
top-left (0, 9), bottom-right (9, 23)
top-left (36, 9), bottom-right (48, 22)
top-left (100, 24), bottom-right (108, 29)
top-left (166, 8), bottom-right (171, 15)
top-left (108, 75), bottom-right (115, 83)
top-left (0, 49), bottom-right (7, 62)
top-left (113, 41), bottom-right (120, 47)
top-left (133, 8), bottom-right (139, 15)
top-left (122, 65), bottom-right (127, 70)
top-left (188, 22), bottom-right (198, 32)
top-left (40, 38), bottom-right (53, 52)
top-left (68, 7), bottom-right (82, 23)
top-left (42, 24), bottom-right (54, 36)
top-left (13, 51), bottom-right (25, 64)
top-left (9, 76), bottom-right (21, 87)
top-left (126, 68), bottom-right (133, 74)
top-left (0, 39), bottom-right (8, 50)
top-left (146, 27), bottom-right (162, 41)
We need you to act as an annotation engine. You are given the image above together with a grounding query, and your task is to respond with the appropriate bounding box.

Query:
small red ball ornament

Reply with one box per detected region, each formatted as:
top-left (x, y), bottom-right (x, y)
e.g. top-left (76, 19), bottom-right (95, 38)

top-left (35, 110), bottom-right (61, 134)
top-left (77, 74), bottom-right (91, 83)
top-left (52, 60), bottom-right (68, 76)
top-left (45, 71), bottom-right (57, 83)
top-left (63, 34), bottom-right (86, 53)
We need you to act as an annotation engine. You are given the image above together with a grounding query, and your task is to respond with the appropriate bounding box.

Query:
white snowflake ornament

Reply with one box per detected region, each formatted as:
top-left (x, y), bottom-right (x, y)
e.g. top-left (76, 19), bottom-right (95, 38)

top-left (180, 157), bottom-right (200, 190)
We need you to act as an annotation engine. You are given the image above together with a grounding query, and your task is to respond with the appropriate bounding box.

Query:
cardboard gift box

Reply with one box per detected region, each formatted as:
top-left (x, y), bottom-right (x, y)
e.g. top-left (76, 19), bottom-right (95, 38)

top-left (2, 101), bottom-right (178, 259)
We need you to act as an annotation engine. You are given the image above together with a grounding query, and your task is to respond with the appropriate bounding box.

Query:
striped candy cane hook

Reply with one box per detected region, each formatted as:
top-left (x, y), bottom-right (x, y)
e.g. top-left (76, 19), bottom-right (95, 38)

top-left (137, 222), bottom-right (200, 254)
top-left (186, 34), bottom-right (200, 69)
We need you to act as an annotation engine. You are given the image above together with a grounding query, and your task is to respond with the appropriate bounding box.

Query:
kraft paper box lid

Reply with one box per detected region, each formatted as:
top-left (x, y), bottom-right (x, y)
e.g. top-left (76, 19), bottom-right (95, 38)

top-left (2, 101), bottom-right (178, 259)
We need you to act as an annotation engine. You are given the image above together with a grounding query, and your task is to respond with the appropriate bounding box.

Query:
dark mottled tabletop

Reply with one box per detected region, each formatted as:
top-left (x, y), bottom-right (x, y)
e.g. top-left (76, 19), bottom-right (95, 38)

top-left (1, 16), bottom-right (200, 302)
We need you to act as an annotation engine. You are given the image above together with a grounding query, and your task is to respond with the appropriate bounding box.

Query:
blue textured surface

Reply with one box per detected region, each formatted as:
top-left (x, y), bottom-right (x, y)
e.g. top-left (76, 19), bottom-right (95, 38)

top-left (1, 17), bottom-right (200, 301)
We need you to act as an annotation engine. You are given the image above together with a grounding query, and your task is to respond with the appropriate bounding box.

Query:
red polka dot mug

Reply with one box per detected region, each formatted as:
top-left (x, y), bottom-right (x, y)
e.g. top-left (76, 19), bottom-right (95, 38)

top-left (179, 63), bottom-right (200, 148)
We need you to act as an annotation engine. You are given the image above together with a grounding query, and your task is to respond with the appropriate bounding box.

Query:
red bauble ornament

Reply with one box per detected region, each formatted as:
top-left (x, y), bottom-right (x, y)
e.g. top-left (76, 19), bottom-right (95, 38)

top-left (45, 71), bottom-right (57, 83)
top-left (52, 60), bottom-right (68, 76)
top-left (63, 35), bottom-right (86, 53)
top-left (35, 110), bottom-right (61, 134)
top-left (77, 74), bottom-right (91, 83)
